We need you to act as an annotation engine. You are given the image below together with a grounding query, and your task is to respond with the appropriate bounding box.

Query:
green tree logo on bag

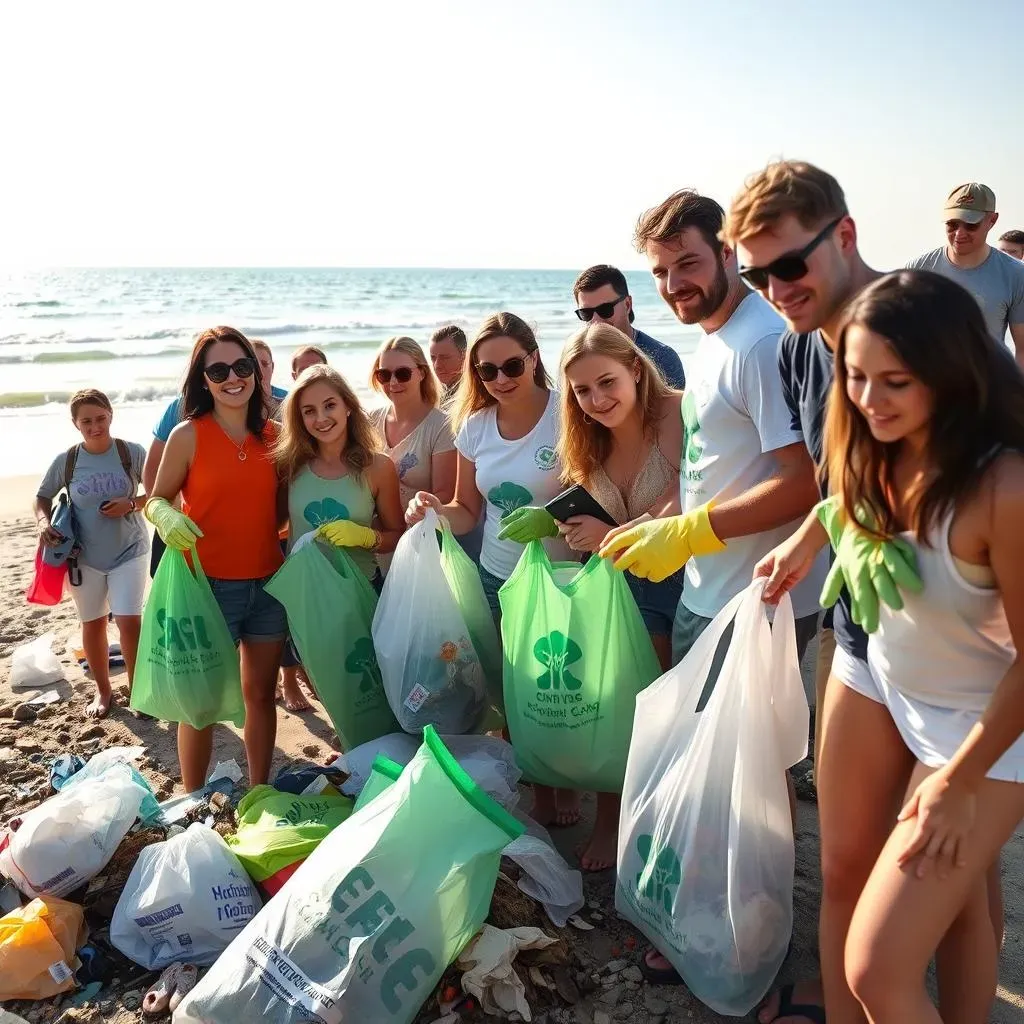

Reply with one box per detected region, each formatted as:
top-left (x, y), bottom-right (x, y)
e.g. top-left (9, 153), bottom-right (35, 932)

top-left (345, 637), bottom-right (382, 693)
top-left (488, 482), bottom-right (533, 517)
top-left (156, 608), bottom-right (213, 653)
top-left (636, 834), bottom-right (681, 913)
top-left (533, 631), bottom-right (583, 691)
top-left (682, 392), bottom-right (704, 467)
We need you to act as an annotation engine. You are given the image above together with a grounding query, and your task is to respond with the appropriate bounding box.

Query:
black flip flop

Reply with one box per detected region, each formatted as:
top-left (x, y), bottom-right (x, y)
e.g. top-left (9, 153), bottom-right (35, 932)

top-left (638, 951), bottom-right (685, 987)
top-left (764, 982), bottom-right (827, 1024)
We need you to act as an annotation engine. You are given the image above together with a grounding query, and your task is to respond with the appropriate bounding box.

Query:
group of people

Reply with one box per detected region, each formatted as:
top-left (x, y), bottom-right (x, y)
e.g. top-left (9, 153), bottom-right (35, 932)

top-left (31, 161), bottom-right (1024, 1023)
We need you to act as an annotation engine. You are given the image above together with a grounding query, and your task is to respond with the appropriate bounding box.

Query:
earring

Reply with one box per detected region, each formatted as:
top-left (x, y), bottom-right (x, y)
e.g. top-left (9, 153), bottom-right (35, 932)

top-left (635, 377), bottom-right (640, 384)
top-left (583, 413), bottom-right (592, 424)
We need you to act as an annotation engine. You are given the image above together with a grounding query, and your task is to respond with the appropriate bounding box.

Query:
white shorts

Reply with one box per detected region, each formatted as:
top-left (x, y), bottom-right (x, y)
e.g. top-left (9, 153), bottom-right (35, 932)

top-left (831, 644), bottom-right (883, 703)
top-left (69, 554), bottom-right (148, 622)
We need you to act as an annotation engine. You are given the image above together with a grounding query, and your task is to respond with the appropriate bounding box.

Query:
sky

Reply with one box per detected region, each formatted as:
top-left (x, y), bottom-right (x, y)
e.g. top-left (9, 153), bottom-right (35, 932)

top-left (2, 0), bottom-right (1022, 270)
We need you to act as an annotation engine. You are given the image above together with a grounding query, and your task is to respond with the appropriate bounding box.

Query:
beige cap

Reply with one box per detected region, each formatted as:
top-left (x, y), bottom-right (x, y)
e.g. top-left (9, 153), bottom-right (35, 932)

top-left (944, 182), bottom-right (996, 224)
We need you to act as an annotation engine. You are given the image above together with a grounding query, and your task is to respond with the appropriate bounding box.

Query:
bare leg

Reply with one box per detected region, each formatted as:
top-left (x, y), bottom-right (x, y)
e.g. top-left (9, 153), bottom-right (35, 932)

top-left (577, 791), bottom-right (619, 871)
top-left (813, 627), bottom-right (836, 768)
top-left (177, 722), bottom-right (214, 792)
top-left (987, 858), bottom-right (1004, 947)
top-left (651, 633), bottom-right (672, 673)
top-left (81, 615), bottom-right (113, 718)
top-left (113, 614), bottom-right (141, 695)
top-left (241, 638), bottom-right (285, 786)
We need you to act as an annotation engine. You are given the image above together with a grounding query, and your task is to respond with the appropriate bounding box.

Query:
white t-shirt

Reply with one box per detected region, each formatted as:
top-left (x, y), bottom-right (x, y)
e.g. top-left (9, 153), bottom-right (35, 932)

top-left (455, 390), bottom-right (574, 580)
top-left (681, 293), bottom-right (827, 618)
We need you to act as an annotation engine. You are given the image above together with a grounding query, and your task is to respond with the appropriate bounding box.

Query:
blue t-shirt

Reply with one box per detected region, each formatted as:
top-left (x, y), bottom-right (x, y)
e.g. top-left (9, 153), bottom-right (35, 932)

top-left (777, 329), bottom-right (867, 662)
top-left (153, 386), bottom-right (288, 442)
top-left (633, 329), bottom-right (686, 390)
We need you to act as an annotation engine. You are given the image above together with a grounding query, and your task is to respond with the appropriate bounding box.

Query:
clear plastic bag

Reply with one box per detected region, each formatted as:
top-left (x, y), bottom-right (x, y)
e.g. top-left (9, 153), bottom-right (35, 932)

top-left (9, 632), bottom-right (64, 691)
top-left (615, 581), bottom-right (809, 1016)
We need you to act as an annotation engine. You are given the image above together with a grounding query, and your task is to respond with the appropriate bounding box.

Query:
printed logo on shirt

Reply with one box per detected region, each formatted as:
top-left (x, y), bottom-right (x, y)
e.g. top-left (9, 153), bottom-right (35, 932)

top-left (682, 391), bottom-right (706, 493)
top-left (73, 471), bottom-right (131, 501)
top-left (397, 451), bottom-right (419, 480)
top-left (534, 445), bottom-right (557, 471)
top-left (303, 498), bottom-right (349, 529)
top-left (635, 833), bottom-right (681, 913)
top-left (487, 482), bottom-right (533, 517)
top-left (534, 630), bottom-right (582, 691)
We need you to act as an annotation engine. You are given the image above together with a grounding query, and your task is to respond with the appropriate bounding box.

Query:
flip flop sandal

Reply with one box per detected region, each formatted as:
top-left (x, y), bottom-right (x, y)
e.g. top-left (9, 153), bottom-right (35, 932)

top-left (638, 949), bottom-right (686, 986)
top-left (761, 982), bottom-right (827, 1024)
top-left (169, 963), bottom-right (199, 1013)
top-left (143, 962), bottom-right (182, 1016)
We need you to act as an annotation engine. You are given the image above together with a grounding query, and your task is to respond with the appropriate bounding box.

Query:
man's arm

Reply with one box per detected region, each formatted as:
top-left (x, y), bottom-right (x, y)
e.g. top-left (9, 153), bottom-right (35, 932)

top-left (1009, 323), bottom-right (1024, 370)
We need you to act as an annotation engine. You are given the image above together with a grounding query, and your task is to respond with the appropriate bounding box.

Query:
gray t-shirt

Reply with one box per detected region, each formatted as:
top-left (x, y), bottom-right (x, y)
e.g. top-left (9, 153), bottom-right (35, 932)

top-left (906, 246), bottom-right (1024, 343)
top-left (37, 442), bottom-right (149, 572)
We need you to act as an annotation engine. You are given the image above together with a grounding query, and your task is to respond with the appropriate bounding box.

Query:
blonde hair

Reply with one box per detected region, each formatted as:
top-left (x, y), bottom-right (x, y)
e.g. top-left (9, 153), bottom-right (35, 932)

top-left (369, 336), bottom-right (439, 408)
top-left (274, 364), bottom-right (380, 483)
top-left (449, 312), bottom-right (551, 436)
top-left (723, 160), bottom-right (848, 244)
top-left (556, 323), bottom-right (675, 486)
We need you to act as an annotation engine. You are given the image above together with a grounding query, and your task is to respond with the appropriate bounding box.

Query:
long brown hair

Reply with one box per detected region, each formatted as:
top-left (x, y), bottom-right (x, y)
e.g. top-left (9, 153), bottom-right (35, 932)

top-left (449, 312), bottom-right (551, 436)
top-left (274, 364), bottom-right (380, 483)
top-left (369, 335), bottom-right (440, 408)
top-left (557, 323), bottom-right (676, 486)
top-left (181, 326), bottom-right (268, 436)
top-left (823, 269), bottom-right (1024, 540)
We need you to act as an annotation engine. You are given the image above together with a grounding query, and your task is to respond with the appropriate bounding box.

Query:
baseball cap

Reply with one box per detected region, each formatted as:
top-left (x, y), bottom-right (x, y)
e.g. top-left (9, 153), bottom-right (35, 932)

top-left (944, 183), bottom-right (996, 225)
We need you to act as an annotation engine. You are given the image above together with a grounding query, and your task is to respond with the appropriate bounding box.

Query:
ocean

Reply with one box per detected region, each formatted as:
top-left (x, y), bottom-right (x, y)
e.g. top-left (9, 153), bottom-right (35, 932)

top-left (0, 267), bottom-right (700, 477)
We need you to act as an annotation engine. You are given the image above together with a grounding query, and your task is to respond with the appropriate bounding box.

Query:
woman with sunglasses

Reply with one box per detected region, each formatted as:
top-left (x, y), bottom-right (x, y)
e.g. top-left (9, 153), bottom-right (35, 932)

top-left (406, 312), bottom-right (579, 825)
top-left (145, 327), bottom-right (286, 792)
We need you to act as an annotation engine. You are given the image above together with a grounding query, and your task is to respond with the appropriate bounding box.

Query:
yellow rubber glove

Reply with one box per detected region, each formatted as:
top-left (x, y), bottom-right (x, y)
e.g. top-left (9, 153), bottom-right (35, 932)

top-left (144, 497), bottom-right (203, 551)
top-left (598, 503), bottom-right (725, 582)
top-left (318, 519), bottom-right (377, 549)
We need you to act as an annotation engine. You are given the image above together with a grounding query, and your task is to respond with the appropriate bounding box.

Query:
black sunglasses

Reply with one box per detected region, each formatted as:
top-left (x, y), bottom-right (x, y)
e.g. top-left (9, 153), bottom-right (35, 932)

top-left (574, 294), bottom-right (627, 322)
top-left (374, 366), bottom-right (415, 384)
top-left (204, 357), bottom-right (256, 384)
top-left (738, 217), bottom-right (843, 291)
top-left (475, 355), bottom-right (530, 382)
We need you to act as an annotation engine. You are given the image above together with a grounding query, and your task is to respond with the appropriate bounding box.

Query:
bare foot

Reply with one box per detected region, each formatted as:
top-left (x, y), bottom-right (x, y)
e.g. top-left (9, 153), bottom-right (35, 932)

top-left (757, 978), bottom-right (825, 1024)
top-left (86, 687), bottom-right (113, 719)
top-left (576, 828), bottom-right (616, 872)
top-left (530, 785), bottom-right (558, 827)
top-left (554, 788), bottom-right (582, 827)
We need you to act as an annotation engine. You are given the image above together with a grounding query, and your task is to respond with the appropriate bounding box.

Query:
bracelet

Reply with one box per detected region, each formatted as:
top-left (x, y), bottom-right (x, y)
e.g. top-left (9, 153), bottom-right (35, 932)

top-left (372, 529), bottom-right (382, 551)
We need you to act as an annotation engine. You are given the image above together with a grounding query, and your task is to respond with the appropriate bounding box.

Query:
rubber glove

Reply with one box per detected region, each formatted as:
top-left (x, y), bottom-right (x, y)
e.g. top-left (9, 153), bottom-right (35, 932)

top-left (816, 496), bottom-right (923, 634)
top-left (144, 497), bottom-right (203, 551)
top-left (318, 519), bottom-right (377, 549)
top-left (498, 506), bottom-right (559, 544)
top-left (598, 502), bottom-right (724, 582)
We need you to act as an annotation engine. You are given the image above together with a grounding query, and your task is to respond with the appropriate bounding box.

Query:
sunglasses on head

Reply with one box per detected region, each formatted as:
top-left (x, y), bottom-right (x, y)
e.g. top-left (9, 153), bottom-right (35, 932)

top-left (204, 356), bottom-right (256, 384)
top-left (574, 294), bottom-right (627, 322)
top-left (475, 355), bottom-right (531, 382)
top-left (738, 217), bottom-right (843, 291)
top-left (374, 366), bottom-right (416, 384)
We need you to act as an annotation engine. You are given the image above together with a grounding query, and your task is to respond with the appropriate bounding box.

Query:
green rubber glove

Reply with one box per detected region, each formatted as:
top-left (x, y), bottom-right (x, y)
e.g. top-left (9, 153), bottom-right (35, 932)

top-left (816, 496), bottom-right (923, 633)
top-left (318, 520), bottom-right (378, 549)
top-left (144, 497), bottom-right (203, 551)
top-left (498, 506), bottom-right (559, 543)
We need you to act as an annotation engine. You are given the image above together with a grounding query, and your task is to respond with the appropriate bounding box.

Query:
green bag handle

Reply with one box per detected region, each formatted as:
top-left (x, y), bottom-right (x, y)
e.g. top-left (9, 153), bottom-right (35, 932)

top-left (512, 539), bottom-right (603, 597)
top-left (369, 755), bottom-right (404, 783)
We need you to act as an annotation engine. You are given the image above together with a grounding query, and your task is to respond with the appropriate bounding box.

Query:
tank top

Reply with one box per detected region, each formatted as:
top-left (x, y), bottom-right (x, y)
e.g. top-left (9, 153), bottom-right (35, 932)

top-left (287, 464), bottom-right (378, 580)
top-left (181, 415), bottom-right (284, 580)
top-left (587, 441), bottom-right (677, 525)
top-left (868, 511), bottom-right (1013, 712)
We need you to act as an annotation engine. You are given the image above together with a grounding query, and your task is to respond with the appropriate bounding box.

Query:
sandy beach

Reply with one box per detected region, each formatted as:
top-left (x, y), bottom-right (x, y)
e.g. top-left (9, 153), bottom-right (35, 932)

top-left (1, 471), bottom-right (1022, 1024)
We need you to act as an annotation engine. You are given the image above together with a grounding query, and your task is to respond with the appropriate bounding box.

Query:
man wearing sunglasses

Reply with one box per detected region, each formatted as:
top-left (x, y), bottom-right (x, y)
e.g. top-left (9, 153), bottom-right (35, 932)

top-left (572, 264), bottom-right (685, 389)
top-left (907, 183), bottom-right (1024, 362)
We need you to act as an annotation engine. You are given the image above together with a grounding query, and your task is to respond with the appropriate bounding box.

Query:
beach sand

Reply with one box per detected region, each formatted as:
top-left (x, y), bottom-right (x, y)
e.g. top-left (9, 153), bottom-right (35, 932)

top-left (1, 472), bottom-right (1022, 1024)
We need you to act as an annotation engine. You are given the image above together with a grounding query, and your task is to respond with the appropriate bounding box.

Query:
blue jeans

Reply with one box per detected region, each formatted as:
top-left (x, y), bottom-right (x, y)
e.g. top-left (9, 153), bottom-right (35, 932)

top-left (626, 568), bottom-right (685, 638)
top-left (479, 566), bottom-right (505, 626)
top-left (208, 576), bottom-right (287, 644)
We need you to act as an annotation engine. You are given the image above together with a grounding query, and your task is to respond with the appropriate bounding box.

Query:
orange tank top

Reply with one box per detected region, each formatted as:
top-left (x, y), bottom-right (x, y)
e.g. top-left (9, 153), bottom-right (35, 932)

top-left (181, 415), bottom-right (284, 580)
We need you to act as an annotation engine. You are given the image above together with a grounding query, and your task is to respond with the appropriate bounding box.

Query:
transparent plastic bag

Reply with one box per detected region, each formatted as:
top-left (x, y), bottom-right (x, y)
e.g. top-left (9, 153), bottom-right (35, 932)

top-left (615, 581), bottom-right (809, 1015)
top-left (9, 632), bottom-right (64, 690)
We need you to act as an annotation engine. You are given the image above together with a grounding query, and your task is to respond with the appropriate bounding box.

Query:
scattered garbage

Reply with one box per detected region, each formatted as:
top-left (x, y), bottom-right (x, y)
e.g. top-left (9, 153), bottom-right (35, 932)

top-left (9, 633), bottom-right (65, 691)
top-left (58, 746), bottom-right (161, 822)
top-left (457, 924), bottom-right (558, 1019)
top-left (207, 759), bottom-right (243, 786)
top-left (503, 831), bottom-right (585, 929)
top-left (111, 823), bottom-right (262, 969)
top-left (25, 690), bottom-right (62, 707)
top-left (0, 896), bottom-right (87, 1001)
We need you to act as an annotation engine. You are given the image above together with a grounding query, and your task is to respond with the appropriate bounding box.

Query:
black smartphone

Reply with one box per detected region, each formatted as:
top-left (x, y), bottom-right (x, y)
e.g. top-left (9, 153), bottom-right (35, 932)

top-left (544, 484), bottom-right (618, 527)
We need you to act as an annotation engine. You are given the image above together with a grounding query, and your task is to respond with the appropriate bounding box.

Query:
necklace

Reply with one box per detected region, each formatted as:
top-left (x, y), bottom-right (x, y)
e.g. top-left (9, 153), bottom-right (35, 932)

top-left (216, 420), bottom-right (249, 461)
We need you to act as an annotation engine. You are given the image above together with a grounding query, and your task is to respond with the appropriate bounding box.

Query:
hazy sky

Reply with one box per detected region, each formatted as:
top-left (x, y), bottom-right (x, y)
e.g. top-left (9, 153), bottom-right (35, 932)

top-left (4, 1), bottom-right (1022, 270)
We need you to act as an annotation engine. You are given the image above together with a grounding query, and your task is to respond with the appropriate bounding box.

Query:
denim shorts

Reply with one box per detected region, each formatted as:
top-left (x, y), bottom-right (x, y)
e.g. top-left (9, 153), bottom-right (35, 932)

top-left (479, 566), bottom-right (505, 625)
top-left (626, 568), bottom-right (685, 638)
top-left (208, 575), bottom-right (287, 645)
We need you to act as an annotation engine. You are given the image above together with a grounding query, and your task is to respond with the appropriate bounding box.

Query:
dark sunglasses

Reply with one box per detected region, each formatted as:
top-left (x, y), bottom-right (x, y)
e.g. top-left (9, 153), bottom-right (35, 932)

top-left (475, 355), bottom-right (530, 382)
top-left (946, 219), bottom-right (983, 233)
top-left (574, 294), bottom-right (627, 322)
top-left (374, 366), bottom-right (415, 384)
top-left (738, 217), bottom-right (843, 291)
top-left (204, 356), bottom-right (256, 384)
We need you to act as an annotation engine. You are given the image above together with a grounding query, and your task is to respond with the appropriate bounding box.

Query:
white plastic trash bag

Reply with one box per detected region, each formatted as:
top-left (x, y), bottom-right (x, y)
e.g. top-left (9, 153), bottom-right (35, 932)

top-left (504, 831), bottom-right (584, 929)
top-left (0, 762), bottom-right (148, 897)
top-left (372, 510), bottom-right (489, 734)
top-left (615, 581), bottom-right (809, 1016)
top-left (9, 632), bottom-right (64, 691)
top-left (111, 823), bottom-right (262, 969)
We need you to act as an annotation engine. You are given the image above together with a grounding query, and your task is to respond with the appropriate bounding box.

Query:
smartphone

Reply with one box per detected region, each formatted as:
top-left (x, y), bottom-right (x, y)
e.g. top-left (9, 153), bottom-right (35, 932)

top-left (544, 484), bottom-right (618, 527)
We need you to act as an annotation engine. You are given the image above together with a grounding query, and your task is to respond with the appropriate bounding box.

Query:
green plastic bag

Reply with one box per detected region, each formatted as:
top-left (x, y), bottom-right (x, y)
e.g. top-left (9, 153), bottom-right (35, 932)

top-left (499, 543), bottom-right (662, 792)
top-left (265, 539), bottom-right (398, 750)
top-left (225, 784), bottom-right (353, 884)
top-left (175, 728), bottom-right (525, 1024)
top-left (131, 549), bottom-right (243, 729)
top-left (353, 755), bottom-right (404, 812)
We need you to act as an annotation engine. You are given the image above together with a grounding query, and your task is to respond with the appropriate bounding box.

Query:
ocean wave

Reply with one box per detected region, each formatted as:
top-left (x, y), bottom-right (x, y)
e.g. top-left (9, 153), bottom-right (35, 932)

top-left (13, 299), bottom-right (62, 308)
top-left (0, 383), bottom-right (180, 411)
top-left (34, 349), bottom-right (119, 364)
top-left (28, 311), bottom-right (76, 319)
top-left (0, 346), bottom-right (190, 365)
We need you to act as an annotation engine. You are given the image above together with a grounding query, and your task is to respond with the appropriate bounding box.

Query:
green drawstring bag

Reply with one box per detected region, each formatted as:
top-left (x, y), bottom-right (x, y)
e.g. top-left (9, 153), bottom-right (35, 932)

top-left (131, 549), bottom-right (243, 729)
top-left (175, 727), bottom-right (525, 1024)
top-left (265, 539), bottom-right (398, 750)
top-left (498, 543), bottom-right (662, 792)
top-left (352, 755), bottom-right (405, 812)
top-left (225, 785), bottom-right (353, 890)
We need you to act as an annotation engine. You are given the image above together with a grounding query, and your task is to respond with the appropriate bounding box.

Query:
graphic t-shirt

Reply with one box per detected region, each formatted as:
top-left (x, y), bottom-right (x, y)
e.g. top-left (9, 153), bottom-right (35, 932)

top-left (369, 406), bottom-right (455, 509)
top-left (681, 293), bottom-right (826, 618)
top-left (286, 465), bottom-right (378, 580)
top-left (455, 391), bottom-right (574, 580)
top-left (37, 441), bottom-right (148, 572)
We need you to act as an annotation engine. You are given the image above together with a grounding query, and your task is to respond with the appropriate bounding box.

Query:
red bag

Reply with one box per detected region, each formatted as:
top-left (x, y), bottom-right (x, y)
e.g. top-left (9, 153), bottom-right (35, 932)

top-left (26, 547), bottom-right (67, 606)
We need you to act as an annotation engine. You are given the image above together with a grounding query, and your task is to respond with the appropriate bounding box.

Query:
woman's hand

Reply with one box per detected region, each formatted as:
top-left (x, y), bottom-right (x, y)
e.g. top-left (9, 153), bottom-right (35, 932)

top-left (37, 517), bottom-right (63, 548)
top-left (100, 498), bottom-right (136, 518)
top-left (896, 768), bottom-right (977, 879)
top-left (558, 514), bottom-right (610, 553)
top-left (406, 491), bottom-right (441, 526)
top-left (754, 520), bottom-right (827, 605)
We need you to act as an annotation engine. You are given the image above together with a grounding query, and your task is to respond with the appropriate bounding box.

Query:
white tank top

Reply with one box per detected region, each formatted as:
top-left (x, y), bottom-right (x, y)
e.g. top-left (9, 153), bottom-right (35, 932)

top-left (867, 511), bottom-right (1014, 712)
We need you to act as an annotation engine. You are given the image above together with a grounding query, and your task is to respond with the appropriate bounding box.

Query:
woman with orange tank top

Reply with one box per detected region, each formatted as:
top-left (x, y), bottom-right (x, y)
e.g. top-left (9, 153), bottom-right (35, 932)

top-left (146, 326), bottom-right (286, 791)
